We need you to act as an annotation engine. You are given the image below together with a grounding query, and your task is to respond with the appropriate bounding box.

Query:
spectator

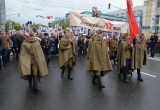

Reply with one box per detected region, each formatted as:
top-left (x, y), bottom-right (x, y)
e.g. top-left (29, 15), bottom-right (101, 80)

top-left (150, 35), bottom-right (156, 57)
top-left (146, 37), bottom-right (150, 55)
top-left (78, 36), bottom-right (85, 57)
top-left (0, 31), bottom-right (4, 72)
top-left (157, 38), bottom-right (160, 54)
top-left (2, 32), bottom-right (12, 66)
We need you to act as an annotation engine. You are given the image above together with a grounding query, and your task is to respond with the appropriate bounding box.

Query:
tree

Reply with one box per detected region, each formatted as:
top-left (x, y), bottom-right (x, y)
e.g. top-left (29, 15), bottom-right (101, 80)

top-left (62, 19), bottom-right (70, 29)
top-left (5, 20), bottom-right (10, 32)
top-left (5, 20), bottom-right (21, 32)
top-left (32, 23), bottom-right (39, 29)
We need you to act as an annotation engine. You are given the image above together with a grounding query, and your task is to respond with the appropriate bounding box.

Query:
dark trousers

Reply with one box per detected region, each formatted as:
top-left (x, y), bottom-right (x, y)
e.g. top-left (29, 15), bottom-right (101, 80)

top-left (78, 47), bottom-right (84, 56)
top-left (147, 46), bottom-right (149, 54)
top-left (0, 58), bottom-right (2, 71)
top-left (158, 47), bottom-right (160, 54)
top-left (151, 47), bottom-right (155, 57)
top-left (53, 45), bottom-right (57, 55)
top-left (2, 49), bottom-right (11, 65)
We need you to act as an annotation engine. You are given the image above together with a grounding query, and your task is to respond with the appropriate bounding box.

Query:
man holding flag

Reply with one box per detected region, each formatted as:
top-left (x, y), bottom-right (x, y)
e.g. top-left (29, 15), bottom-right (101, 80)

top-left (117, 0), bottom-right (147, 83)
top-left (126, 0), bottom-right (147, 82)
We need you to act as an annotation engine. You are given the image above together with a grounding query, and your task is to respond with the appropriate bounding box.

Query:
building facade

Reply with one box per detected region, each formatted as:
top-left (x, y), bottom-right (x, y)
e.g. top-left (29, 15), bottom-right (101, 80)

top-left (109, 6), bottom-right (143, 18)
top-left (0, 0), bottom-right (6, 30)
top-left (143, 0), bottom-right (160, 36)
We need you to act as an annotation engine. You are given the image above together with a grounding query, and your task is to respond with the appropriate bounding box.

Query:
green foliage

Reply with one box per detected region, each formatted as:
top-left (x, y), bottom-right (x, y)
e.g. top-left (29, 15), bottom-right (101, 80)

top-left (62, 19), bottom-right (70, 29)
top-left (5, 20), bottom-right (21, 31)
top-left (32, 23), bottom-right (39, 29)
top-left (51, 19), bottom-right (70, 29)
top-left (5, 21), bottom-right (10, 32)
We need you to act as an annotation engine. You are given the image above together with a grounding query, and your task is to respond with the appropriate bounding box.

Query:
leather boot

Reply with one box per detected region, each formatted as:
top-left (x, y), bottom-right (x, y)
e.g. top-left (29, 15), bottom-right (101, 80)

top-left (33, 75), bottom-right (40, 92)
top-left (92, 72), bottom-right (97, 85)
top-left (47, 58), bottom-right (50, 67)
top-left (137, 69), bottom-right (143, 82)
top-left (122, 71), bottom-right (129, 83)
top-left (97, 75), bottom-right (105, 90)
top-left (68, 67), bottom-right (73, 80)
top-left (118, 73), bottom-right (122, 79)
top-left (27, 75), bottom-right (32, 89)
top-left (61, 67), bottom-right (65, 78)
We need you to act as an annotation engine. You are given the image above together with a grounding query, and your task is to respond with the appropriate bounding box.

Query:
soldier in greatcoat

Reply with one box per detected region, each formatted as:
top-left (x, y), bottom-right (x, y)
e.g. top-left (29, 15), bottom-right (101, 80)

top-left (59, 30), bottom-right (76, 80)
top-left (87, 30), bottom-right (113, 90)
top-left (19, 32), bottom-right (48, 92)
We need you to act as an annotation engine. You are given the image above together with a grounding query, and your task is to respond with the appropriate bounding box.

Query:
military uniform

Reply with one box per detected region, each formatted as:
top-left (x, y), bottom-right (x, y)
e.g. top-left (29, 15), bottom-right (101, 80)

top-left (59, 35), bottom-right (76, 80)
top-left (117, 39), bottom-right (134, 82)
top-left (87, 30), bottom-right (113, 90)
top-left (132, 34), bottom-right (147, 82)
top-left (19, 35), bottom-right (48, 92)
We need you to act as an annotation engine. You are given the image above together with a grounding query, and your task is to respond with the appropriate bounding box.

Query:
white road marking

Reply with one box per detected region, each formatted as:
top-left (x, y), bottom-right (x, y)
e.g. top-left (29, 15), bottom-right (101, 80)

top-left (148, 57), bottom-right (160, 61)
top-left (141, 72), bottom-right (157, 78)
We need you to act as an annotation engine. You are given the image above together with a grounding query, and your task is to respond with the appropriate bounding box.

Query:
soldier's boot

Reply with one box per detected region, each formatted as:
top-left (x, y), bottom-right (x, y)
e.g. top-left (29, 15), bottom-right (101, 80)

top-left (47, 58), bottom-right (50, 67)
top-left (122, 72), bottom-right (129, 83)
top-left (137, 69), bottom-right (143, 82)
top-left (33, 75), bottom-right (40, 92)
top-left (27, 75), bottom-right (32, 89)
top-left (118, 72), bottom-right (122, 80)
top-left (97, 75), bottom-right (105, 90)
top-left (92, 73), bottom-right (98, 85)
top-left (68, 67), bottom-right (73, 80)
top-left (61, 67), bottom-right (65, 78)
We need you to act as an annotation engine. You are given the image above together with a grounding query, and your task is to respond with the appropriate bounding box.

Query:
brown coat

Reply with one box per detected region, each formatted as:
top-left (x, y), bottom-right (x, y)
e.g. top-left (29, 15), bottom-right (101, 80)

top-left (109, 38), bottom-right (118, 58)
top-left (87, 38), bottom-right (94, 59)
top-left (132, 42), bottom-right (147, 69)
top-left (3, 35), bottom-right (11, 49)
top-left (117, 40), bottom-right (134, 74)
top-left (19, 40), bottom-right (48, 80)
top-left (59, 37), bottom-right (76, 69)
top-left (87, 39), bottom-right (113, 76)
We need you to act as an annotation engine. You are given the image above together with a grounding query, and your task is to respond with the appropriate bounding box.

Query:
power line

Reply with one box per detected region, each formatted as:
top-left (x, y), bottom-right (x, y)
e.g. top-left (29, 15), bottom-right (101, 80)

top-left (16, 0), bottom-right (143, 13)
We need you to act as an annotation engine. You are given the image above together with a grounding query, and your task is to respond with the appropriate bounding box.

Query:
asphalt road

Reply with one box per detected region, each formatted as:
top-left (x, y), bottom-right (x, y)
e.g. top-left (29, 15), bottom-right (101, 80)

top-left (0, 56), bottom-right (160, 110)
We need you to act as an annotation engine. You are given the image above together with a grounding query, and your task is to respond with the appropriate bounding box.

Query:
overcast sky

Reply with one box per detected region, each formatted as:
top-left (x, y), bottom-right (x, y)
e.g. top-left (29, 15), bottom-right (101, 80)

top-left (5, 0), bottom-right (144, 25)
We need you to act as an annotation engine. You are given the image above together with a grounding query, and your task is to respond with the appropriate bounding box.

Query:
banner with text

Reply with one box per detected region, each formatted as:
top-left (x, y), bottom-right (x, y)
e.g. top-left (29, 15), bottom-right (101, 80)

top-left (70, 12), bottom-right (129, 33)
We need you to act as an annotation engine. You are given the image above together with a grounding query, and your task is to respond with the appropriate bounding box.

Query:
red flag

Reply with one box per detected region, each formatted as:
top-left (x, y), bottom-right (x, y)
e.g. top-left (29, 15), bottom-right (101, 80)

top-left (126, 0), bottom-right (140, 42)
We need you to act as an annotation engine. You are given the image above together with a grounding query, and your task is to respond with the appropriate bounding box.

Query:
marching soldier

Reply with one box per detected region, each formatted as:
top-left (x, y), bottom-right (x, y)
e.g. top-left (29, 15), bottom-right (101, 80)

top-left (87, 30), bottom-right (113, 90)
top-left (19, 32), bottom-right (48, 93)
top-left (132, 33), bottom-right (147, 82)
top-left (117, 33), bottom-right (134, 83)
top-left (59, 30), bottom-right (76, 80)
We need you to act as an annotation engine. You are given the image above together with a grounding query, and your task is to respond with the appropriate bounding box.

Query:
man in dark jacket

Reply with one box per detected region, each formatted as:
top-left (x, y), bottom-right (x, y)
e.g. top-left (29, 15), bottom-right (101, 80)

top-left (41, 33), bottom-right (52, 66)
top-left (11, 31), bottom-right (18, 59)
top-left (150, 35), bottom-right (156, 57)
top-left (0, 30), bottom-right (4, 72)
top-left (16, 33), bottom-right (25, 60)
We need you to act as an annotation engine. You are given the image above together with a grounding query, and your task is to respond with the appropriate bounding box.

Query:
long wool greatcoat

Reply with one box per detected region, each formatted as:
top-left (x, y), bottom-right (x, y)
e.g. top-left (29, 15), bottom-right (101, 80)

top-left (59, 37), bottom-right (76, 69)
top-left (19, 40), bottom-right (48, 80)
top-left (132, 41), bottom-right (147, 69)
top-left (87, 39), bottom-right (113, 76)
